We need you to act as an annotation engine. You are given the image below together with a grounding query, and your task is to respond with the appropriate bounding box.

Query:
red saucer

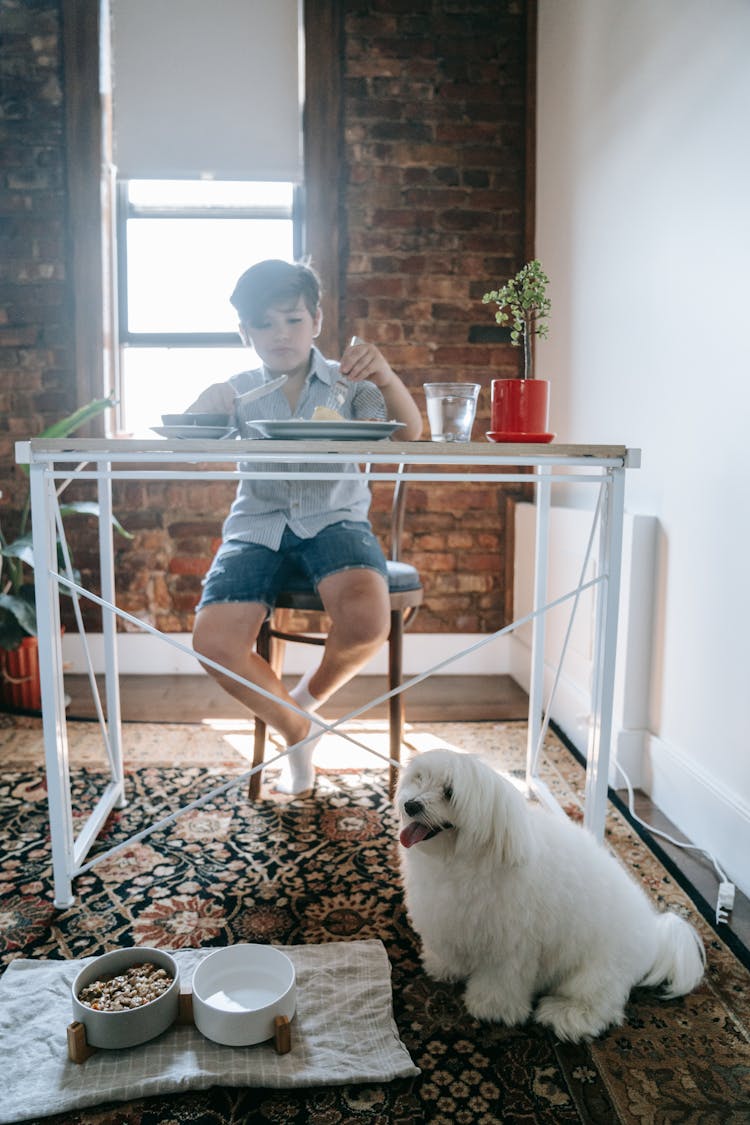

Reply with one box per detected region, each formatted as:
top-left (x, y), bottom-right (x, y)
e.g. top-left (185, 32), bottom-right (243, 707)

top-left (486, 431), bottom-right (556, 444)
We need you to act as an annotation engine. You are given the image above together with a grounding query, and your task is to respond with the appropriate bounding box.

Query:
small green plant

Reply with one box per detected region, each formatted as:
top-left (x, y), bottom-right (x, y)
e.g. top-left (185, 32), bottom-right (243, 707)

top-left (0, 395), bottom-right (132, 649)
top-left (482, 259), bottom-right (551, 379)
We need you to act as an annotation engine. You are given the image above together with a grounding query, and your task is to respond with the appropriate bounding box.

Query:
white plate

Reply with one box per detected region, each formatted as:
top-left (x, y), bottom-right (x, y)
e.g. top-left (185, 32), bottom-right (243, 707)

top-left (249, 420), bottom-right (406, 441)
top-left (151, 425), bottom-right (238, 439)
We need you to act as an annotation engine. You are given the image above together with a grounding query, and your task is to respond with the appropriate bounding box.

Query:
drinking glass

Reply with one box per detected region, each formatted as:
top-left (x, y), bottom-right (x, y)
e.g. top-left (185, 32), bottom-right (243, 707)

top-left (424, 383), bottom-right (481, 442)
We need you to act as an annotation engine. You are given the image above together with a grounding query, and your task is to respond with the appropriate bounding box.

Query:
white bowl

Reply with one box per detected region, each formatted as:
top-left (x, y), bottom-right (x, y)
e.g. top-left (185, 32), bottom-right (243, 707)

top-left (71, 947), bottom-right (179, 1050)
top-left (191, 944), bottom-right (296, 1047)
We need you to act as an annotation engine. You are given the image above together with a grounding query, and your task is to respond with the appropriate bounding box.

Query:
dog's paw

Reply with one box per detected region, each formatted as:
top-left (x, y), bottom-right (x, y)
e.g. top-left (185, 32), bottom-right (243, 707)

top-left (534, 994), bottom-right (622, 1043)
top-left (421, 949), bottom-right (462, 982)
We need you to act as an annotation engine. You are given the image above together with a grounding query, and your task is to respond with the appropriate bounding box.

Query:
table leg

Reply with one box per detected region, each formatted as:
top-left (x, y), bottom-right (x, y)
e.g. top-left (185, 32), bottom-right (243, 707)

top-left (584, 466), bottom-right (626, 838)
top-left (98, 462), bottom-right (126, 807)
top-left (30, 465), bottom-right (75, 907)
top-left (526, 466), bottom-right (551, 785)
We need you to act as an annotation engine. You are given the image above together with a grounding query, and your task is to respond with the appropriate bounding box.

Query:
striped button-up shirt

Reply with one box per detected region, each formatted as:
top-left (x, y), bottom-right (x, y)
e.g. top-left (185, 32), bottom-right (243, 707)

top-left (222, 347), bottom-right (386, 549)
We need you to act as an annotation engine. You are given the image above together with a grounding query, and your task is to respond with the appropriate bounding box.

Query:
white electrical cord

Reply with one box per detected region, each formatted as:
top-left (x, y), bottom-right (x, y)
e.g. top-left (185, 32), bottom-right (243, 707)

top-left (614, 759), bottom-right (735, 925)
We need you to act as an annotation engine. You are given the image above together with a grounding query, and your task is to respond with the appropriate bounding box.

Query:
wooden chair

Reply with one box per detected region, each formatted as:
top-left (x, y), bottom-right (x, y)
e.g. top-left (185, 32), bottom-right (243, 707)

top-left (249, 464), bottom-right (422, 798)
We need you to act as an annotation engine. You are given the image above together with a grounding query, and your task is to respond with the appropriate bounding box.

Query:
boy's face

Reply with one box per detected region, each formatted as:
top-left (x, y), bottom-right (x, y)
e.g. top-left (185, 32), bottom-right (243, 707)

top-left (240, 297), bottom-right (322, 378)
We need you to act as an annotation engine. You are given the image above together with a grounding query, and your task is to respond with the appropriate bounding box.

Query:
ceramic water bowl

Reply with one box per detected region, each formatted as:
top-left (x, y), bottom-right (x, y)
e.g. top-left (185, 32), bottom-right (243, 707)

top-left (191, 944), bottom-right (296, 1047)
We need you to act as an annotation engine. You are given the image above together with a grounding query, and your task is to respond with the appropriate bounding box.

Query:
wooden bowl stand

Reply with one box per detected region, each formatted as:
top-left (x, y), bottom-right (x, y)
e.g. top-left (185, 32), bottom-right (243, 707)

top-left (67, 989), bottom-right (292, 1063)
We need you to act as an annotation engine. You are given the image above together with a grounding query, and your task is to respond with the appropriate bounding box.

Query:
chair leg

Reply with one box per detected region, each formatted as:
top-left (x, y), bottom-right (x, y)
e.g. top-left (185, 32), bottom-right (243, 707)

top-left (388, 609), bottom-right (405, 798)
top-left (250, 720), bottom-right (266, 800)
top-left (249, 618), bottom-right (272, 800)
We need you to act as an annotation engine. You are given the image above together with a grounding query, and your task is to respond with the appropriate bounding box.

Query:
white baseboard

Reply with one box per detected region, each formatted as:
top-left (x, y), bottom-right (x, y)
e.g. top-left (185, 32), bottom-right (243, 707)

top-left (641, 732), bottom-right (750, 900)
top-left (508, 633), bottom-right (648, 786)
top-left (61, 631), bottom-right (514, 678)
top-left (510, 625), bottom-right (749, 899)
top-left (508, 631), bottom-right (590, 749)
top-left (611, 728), bottom-right (649, 790)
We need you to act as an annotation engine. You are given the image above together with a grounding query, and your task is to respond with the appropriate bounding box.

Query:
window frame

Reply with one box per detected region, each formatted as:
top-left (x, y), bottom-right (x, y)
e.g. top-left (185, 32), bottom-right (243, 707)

top-left (115, 180), bottom-right (305, 350)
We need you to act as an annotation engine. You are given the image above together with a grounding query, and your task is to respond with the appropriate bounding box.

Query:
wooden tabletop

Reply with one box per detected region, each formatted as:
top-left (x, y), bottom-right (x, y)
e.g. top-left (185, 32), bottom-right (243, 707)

top-left (18, 437), bottom-right (639, 467)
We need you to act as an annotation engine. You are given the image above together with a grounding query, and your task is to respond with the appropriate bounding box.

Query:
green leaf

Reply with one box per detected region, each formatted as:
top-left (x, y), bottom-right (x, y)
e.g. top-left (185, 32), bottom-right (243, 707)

top-left (0, 592), bottom-right (38, 638)
top-left (17, 396), bottom-right (117, 478)
top-left (482, 260), bottom-right (551, 360)
top-left (40, 396), bottom-right (116, 440)
top-left (1, 503), bottom-right (132, 574)
top-left (1, 394), bottom-right (131, 648)
top-left (0, 616), bottom-right (27, 649)
top-left (58, 501), bottom-right (134, 540)
top-left (0, 534), bottom-right (34, 567)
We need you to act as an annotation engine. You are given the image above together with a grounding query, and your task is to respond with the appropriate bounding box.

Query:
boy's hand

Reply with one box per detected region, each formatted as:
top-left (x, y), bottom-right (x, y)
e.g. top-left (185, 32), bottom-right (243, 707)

top-left (339, 338), bottom-right (395, 389)
top-left (340, 335), bottom-right (423, 440)
top-left (185, 382), bottom-right (237, 415)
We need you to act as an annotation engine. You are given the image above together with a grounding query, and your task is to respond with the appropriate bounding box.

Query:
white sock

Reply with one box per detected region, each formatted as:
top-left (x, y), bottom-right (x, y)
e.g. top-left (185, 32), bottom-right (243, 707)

top-left (290, 668), bottom-right (323, 713)
top-left (274, 713), bottom-right (325, 795)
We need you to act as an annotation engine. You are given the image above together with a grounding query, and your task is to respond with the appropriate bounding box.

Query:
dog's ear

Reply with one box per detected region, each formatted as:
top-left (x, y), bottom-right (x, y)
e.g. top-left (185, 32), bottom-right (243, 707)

top-left (455, 758), bottom-right (533, 866)
top-left (491, 774), bottom-right (534, 866)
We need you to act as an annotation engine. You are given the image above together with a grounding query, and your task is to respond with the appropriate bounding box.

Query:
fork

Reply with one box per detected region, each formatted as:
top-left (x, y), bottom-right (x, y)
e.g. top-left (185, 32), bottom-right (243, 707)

top-left (328, 378), bottom-right (349, 413)
top-left (328, 336), bottom-right (364, 412)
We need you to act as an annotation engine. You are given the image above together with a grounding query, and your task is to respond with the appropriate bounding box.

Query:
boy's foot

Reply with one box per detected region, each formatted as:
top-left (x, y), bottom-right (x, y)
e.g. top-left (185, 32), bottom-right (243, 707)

top-left (290, 668), bottom-right (323, 713)
top-left (274, 716), bottom-right (324, 795)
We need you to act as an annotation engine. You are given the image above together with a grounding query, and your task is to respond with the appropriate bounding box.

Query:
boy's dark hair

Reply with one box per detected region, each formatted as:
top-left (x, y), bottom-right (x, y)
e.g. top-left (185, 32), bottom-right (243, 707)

top-left (230, 259), bottom-right (321, 327)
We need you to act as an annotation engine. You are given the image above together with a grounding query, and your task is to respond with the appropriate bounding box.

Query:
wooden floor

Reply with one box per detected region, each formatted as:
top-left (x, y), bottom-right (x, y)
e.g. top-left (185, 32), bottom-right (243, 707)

top-left (63, 673), bottom-right (750, 957)
top-left (64, 673), bottom-right (529, 724)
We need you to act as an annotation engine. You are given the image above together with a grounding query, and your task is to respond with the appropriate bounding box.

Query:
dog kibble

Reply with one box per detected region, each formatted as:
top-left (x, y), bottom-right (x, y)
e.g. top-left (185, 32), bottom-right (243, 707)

top-left (77, 962), bottom-right (172, 1011)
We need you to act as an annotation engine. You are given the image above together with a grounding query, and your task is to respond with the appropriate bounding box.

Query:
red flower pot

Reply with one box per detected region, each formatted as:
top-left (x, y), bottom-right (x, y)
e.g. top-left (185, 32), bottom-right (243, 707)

top-left (0, 636), bottom-right (42, 711)
top-left (488, 379), bottom-right (554, 442)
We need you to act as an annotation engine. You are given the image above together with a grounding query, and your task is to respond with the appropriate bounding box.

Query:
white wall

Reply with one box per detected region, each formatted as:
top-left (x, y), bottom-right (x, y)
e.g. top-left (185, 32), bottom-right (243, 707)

top-left (511, 504), bottom-right (658, 791)
top-left (62, 632), bottom-right (513, 678)
top-left (536, 0), bottom-right (750, 895)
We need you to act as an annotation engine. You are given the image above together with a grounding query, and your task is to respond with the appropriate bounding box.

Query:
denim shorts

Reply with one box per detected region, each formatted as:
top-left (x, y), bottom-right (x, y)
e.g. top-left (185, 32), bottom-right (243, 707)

top-left (197, 520), bottom-right (388, 612)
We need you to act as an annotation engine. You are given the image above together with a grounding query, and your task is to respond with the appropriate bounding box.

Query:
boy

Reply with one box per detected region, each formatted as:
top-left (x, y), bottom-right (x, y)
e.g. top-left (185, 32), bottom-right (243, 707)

top-left (190, 259), bottom-right (423, 794)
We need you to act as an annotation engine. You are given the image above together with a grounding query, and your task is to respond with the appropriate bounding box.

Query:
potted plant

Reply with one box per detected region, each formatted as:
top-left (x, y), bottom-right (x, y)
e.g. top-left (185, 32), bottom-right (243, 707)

top-left (482, 259), bottom-right (554, 442)
top-left (0, 395), bottom-right (131, 711)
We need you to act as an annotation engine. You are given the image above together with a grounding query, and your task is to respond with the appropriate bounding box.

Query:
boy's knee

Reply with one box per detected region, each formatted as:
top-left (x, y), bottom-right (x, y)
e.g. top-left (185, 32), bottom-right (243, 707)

top-left (345, 605), bottom-right (390, 648)
top-left (193, 618), bottom-right (230, 669)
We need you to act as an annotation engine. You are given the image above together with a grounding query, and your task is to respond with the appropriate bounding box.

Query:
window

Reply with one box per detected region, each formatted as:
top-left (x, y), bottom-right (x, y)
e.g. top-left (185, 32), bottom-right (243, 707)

top-left (116, 179), bottom-right (301, 436)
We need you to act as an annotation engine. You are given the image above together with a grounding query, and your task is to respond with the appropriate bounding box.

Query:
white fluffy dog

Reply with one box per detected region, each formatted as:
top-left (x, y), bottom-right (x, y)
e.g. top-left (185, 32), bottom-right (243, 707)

top-left (397, 749), bottom-right (705, 1042)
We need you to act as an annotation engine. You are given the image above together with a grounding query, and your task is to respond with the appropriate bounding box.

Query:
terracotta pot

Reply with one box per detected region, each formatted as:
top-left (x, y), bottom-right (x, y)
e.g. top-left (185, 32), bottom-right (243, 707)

top-left (488, 379), bottom-right (553, 442)
top-left (0, 635), bottom-right (42, 711)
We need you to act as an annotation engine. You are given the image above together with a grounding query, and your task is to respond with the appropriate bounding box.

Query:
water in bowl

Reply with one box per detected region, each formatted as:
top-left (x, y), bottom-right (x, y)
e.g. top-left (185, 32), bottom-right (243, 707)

top-left (205, 984), bottom-right (280, 1012)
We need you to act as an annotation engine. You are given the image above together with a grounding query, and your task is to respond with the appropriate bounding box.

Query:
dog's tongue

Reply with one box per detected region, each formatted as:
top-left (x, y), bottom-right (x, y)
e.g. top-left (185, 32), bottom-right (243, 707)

top-left (399, 821), bottom-right (433, 848)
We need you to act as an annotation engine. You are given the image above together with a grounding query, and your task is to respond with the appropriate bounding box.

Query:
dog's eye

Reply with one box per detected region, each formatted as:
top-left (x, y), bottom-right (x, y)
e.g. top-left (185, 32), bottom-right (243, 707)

top-left (443, 784), bottom-right (453, 802)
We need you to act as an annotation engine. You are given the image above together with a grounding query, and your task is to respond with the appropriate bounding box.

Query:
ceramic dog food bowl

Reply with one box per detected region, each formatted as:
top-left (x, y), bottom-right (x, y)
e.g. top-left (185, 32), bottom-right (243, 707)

top-left (71, 947), bottom-right (179, 1050)
top-left (191, 944), bottom-right (296, 1047)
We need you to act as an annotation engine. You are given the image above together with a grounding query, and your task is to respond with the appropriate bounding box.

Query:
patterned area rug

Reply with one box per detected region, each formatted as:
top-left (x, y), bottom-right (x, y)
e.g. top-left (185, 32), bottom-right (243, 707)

top-left (1, 714), bottom-right (750, 1124)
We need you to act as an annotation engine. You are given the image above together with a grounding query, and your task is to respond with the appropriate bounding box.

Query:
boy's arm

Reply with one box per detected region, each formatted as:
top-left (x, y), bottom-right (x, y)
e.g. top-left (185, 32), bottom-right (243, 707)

top-left (184, 382), bottom-right (237, 415)
top-left (340, 339), bottom-right (423, 440)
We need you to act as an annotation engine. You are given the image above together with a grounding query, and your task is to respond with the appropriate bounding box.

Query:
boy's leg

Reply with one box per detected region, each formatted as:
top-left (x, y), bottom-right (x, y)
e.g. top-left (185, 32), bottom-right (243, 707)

top-left (308, 567), bottom-right (391, 701)
top-left (192, 601), bottom-right (312, 747)
top-left (288, 520), bottom-right (391, 704)
top-left (276, 567), bottom-right (389, 791)
top-left (193, 602), bottom-right (325, 794)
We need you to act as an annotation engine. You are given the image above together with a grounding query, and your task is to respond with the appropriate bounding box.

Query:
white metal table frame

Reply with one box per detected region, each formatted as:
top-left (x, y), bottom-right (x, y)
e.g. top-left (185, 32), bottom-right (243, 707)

top-left (16, 437), bottom-right (640, 907)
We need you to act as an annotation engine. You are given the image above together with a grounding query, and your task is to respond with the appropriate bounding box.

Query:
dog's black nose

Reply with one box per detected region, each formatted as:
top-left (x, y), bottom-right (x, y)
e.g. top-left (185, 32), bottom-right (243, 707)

top-left (403, 799), bottom-right (423, 817)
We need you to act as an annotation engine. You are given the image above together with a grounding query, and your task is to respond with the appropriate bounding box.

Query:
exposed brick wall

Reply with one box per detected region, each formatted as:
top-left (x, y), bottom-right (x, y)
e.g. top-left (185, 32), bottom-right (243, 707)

top-left (0, 2), bottom-right (74, 497)
top-left (341, 0), bottom-right (531, 632)
top-left (0, 0), bottom-right (532, 640)
top-left (0, 1), bottom-right (100, 634)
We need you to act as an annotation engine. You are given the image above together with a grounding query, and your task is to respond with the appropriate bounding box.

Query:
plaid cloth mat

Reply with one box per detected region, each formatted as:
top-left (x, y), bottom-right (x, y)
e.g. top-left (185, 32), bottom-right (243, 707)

top-left (0, 940), bottom-right (418, 1124)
